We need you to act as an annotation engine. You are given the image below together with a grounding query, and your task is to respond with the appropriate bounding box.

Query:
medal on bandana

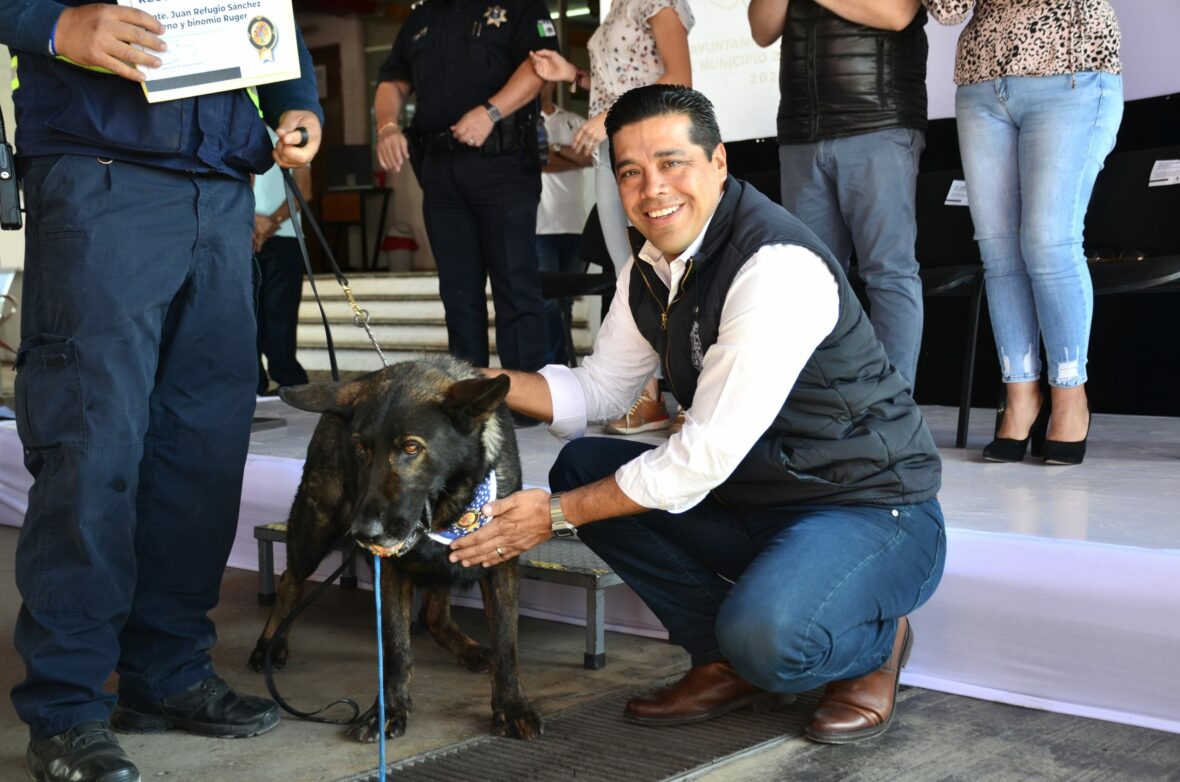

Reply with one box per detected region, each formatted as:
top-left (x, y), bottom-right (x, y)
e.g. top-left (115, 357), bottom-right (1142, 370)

top-left (248, 16), bottom-right (278, 63)
top-left (483, 5), bottom-right (508, 27)
top-left (428, 471), bottom-right (498, 545)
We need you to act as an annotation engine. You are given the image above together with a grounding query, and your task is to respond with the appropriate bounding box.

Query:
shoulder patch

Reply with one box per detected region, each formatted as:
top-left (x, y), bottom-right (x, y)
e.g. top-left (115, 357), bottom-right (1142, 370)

top-left (536, 18), bottom-right (556, 37)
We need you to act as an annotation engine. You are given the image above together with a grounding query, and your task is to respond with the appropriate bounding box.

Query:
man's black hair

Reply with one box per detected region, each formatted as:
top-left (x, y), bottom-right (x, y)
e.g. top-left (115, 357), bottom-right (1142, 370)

top-left (604, 84), bottom-right (722, 168)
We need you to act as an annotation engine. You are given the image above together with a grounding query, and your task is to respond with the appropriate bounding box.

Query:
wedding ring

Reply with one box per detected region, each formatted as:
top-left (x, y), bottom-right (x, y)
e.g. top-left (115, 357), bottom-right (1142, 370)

top-left (467, 137), bottom-right (475, 146)
top-left (496, 546), bottom-right (504, 557)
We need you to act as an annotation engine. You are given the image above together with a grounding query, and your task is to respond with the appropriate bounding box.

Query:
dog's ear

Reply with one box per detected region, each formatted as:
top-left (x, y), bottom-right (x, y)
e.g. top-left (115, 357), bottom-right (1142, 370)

top-left (441, 375), bottom-right (510, 434)
top-left (279, 382), bottom-right (355, 417)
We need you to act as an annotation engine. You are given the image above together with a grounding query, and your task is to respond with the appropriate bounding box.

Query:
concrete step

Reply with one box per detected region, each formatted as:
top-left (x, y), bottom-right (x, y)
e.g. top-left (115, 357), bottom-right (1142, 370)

top-left (296, 345), bottom-right (500, 374)
top-left (295, 271), bottom-right (601, 373)
top-left (297, 297), bottom-right (593, 327)
top-left (297, 320), bottom-right (593, 348)
top-left (303, 272), bottom-right (457, 298)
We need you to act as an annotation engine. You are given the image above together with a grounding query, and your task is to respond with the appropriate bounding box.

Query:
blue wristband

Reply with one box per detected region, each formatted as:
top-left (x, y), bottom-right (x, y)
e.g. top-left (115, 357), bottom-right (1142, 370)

top-left (48, 18), bottom-right (59, 57)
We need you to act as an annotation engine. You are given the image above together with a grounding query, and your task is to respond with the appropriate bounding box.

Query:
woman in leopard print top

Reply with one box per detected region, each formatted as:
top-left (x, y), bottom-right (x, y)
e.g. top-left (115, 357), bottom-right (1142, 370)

top-left (926, 0), bottom-right (1120, 84)
top-left (926, 0), bottom-right (1123, 465)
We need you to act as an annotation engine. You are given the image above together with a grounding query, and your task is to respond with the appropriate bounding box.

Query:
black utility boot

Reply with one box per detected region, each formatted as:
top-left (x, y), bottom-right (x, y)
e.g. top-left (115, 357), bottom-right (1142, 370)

top-left (111, 675), bottom-right (280, 738)
top-left (27, 721), bottom-right (140, 782)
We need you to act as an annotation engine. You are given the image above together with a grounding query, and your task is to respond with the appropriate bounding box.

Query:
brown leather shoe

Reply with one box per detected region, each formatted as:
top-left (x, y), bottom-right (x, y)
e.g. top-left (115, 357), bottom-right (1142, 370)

top-left (624, 660), bottom-right (791, 726)
top-left (805, 616), bottom-right (913, 744)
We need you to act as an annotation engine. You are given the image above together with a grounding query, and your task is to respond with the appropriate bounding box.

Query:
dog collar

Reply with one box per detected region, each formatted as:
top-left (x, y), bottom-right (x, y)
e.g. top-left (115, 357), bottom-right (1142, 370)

top-left (428, 470), bottom-right (497, 545)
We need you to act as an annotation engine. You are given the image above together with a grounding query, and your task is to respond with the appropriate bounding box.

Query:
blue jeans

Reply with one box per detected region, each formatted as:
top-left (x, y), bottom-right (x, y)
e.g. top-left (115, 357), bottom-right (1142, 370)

top-left (956, 73), bottom-right (1123, 386)
top-left (595, 140), bottom-right (632, 277)
top-left (551, 438), bottom-right (946, 693)
top-left (12, 155), bottom-right (257, 739)
top-left (535, 233), bottom-right (582, 365)
top-left (779, 128), bottom-right (925, 387)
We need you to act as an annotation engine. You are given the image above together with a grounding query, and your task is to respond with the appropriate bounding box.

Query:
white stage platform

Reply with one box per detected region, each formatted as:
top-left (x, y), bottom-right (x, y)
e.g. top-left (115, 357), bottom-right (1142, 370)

top-left (1, 401), bottom-right (1177, 735)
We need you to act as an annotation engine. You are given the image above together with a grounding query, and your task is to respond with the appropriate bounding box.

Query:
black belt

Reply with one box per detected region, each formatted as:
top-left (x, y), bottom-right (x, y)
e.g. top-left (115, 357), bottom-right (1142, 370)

top-left (411, 125), bottom-right (520, 156)
top-left (415, 130), bottom-right (465, 153)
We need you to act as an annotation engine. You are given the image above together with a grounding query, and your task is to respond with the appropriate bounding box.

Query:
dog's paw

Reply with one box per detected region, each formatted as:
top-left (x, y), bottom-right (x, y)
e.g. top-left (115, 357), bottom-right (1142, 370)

top-left (247, 637), bottom-right (288, 673)
top-left (347, 700), bottom-right (410, 743)
top-left (492, 701), bottom-right (543, 741)
top-left (458, 645), bottom-right (492, 673)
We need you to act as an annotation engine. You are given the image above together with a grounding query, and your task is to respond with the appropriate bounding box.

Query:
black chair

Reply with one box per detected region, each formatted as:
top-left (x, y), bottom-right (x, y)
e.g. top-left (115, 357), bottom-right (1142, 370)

top-left (742, 169), bottom-right (782, 205)
top-left (914, 169), bottom-right (987, 447)
top-left (1084, 145), bottom-right (1180, 297)
top-left (538, 206), bottom-right (617, 367)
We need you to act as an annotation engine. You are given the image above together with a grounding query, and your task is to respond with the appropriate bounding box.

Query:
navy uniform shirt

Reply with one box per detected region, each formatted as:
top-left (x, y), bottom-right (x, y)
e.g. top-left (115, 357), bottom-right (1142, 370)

top-left (0, 0), bottom-right (322, 178)
top-left (379, 0), bottom-right (559, 133)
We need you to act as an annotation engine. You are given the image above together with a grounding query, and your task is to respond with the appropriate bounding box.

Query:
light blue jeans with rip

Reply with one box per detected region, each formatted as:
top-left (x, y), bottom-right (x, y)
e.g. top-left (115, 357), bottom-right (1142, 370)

top-left (956, 72), bottom-right (1123, 387)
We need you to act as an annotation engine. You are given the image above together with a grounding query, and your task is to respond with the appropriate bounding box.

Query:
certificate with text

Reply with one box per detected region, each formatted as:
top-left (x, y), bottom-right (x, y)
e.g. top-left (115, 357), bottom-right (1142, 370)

top-left (118, 0), bottom-right (302, 102)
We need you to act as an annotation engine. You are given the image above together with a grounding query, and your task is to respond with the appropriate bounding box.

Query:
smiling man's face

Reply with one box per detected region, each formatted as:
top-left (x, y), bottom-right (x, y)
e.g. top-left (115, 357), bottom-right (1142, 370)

top-left (613, 113), bottom-right (727, 259)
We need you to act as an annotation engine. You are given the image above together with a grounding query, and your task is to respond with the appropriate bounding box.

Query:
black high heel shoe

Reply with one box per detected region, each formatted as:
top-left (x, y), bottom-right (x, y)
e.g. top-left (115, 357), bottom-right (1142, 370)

top-left (982, 398), bottom-right (1050, 463)
top-left (1042, 412), bottom-right (1092, 465)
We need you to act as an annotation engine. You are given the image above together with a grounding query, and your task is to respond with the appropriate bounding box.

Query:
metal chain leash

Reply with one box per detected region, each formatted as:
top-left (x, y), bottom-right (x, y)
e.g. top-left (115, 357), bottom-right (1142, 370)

top-left (341, 285), bottom-right (389, 368)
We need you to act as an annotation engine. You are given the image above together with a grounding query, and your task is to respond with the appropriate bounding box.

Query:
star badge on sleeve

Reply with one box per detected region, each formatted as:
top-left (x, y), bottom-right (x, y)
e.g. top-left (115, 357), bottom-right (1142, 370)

top-left (484, 5), bottom-right (508, 27)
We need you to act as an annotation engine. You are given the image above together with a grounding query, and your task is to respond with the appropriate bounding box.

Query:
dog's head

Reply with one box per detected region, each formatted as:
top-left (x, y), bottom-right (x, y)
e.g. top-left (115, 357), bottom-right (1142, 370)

top-left (281, 362), bottom-right (510, 558)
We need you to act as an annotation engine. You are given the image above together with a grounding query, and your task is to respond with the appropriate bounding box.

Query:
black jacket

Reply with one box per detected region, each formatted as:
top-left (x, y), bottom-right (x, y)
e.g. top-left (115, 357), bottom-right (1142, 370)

top-left (628, 177), bottom-right (941, 507)
top-left (776, 0), bottom-right (928, 144)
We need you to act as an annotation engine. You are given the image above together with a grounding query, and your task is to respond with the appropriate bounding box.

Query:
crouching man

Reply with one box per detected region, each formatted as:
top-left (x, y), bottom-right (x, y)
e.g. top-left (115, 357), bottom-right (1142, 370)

top-left (451, 84), bottom-right (946, 743)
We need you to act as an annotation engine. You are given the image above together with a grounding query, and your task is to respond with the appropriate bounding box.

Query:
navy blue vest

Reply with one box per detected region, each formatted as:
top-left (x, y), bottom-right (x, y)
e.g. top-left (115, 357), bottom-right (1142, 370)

top-left (629, 178), bottom-right (941, 507)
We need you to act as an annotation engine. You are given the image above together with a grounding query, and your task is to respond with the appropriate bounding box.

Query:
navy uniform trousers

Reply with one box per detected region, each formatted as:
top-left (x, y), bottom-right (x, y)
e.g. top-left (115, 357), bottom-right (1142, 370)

top-left (420, 146), bottom-right (547, 372)
top-left (11, 154), bottom-right (257, 741)
top-left (255, 235), bottom-right (309, 393)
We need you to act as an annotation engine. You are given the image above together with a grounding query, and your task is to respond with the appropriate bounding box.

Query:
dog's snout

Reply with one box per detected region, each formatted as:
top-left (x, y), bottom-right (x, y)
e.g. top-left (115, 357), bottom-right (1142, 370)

top-left (353, 517), bottom-right (385, 542)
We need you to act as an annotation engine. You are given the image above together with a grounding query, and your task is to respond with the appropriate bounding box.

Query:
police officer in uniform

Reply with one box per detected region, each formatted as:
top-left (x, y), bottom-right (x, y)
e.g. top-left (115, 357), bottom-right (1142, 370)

top-left (375, 0), bottom-right (560, 379)
top-left (0, 2), bottom-right (322, 780)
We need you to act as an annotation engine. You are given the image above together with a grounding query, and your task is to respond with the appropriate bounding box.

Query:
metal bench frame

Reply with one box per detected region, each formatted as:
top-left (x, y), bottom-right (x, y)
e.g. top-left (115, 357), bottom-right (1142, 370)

top-left (253, 524), bottom-right (624, 669)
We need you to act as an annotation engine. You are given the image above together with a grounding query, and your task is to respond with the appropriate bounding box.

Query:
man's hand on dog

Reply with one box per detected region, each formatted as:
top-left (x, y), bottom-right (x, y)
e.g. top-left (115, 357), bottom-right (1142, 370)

top-left (449, 488), bottom-right (552, 568)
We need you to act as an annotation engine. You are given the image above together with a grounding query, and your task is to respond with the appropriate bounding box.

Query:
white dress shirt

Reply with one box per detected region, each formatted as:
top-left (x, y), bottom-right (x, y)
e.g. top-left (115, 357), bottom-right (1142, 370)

top-left (539, 218), bottom-right (840, 513)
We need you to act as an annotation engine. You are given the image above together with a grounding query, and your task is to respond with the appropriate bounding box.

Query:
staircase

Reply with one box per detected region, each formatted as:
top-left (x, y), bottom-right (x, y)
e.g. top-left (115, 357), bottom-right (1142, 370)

top-left (295, 272), bottom-right (598, 374)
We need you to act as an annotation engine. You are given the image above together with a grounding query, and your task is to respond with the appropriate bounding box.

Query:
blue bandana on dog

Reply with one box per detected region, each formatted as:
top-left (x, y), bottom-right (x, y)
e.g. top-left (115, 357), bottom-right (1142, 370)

top-left (428, 471), bottom-right (497, 545)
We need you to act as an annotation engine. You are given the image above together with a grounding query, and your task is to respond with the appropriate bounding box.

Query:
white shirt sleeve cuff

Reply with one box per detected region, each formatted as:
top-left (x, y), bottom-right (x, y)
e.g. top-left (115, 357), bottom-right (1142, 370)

top-left (538, 364), bottom-right (588, 440)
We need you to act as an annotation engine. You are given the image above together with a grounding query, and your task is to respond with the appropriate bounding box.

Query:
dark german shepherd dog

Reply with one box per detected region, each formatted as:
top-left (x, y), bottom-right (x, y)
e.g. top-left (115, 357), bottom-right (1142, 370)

top-left (247, 356), bottom-right (542, 742)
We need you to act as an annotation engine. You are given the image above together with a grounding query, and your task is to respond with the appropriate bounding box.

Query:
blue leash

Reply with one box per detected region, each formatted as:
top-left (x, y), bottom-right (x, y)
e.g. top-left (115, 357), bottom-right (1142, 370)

top-left (373, 554), bottom-right (388, 781)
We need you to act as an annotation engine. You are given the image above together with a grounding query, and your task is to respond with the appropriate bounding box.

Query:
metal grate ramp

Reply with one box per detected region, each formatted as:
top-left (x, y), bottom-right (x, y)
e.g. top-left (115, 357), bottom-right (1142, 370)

top-left (336, 683), bottom-right (822, 782)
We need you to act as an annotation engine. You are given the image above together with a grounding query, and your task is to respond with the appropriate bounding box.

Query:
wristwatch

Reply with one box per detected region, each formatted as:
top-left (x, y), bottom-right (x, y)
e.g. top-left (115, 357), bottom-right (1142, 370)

top-left (549, 492), bottom-right (577, 538)
top-left (483, 101), bottom-right (503, 123)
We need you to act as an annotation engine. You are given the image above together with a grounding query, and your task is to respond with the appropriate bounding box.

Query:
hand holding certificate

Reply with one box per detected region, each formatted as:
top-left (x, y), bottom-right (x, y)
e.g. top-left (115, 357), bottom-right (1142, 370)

top-left (52, 4), bottom-right (167, 83)
top-left (117, 0), bottom-right (302, 102)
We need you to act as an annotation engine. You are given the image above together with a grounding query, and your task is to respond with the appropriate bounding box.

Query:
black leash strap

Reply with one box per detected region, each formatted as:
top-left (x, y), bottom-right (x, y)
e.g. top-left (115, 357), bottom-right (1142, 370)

top-left (281, 166), bottom-right (390, 375)
top-left (263, 534), bottom-right (363, 725)
top-left (280, 166), bottom-right (344, 383)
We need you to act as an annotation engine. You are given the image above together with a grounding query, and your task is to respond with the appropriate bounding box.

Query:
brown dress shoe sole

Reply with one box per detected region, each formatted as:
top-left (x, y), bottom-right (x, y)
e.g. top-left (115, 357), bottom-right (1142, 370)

top-left (624, 691), bottom-right (794, 727)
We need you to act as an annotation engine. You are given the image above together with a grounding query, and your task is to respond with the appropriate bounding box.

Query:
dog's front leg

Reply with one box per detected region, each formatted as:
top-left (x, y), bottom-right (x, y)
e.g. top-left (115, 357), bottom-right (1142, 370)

top-left (346, 563), bottom-right (415, 742)
top-left (481, 561), bottom-right (543, 740)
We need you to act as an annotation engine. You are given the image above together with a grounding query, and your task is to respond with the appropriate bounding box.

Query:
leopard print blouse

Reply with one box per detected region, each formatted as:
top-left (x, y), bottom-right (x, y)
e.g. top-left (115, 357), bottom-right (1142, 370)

top-left (923, 0), bottom-right (1121, 85)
